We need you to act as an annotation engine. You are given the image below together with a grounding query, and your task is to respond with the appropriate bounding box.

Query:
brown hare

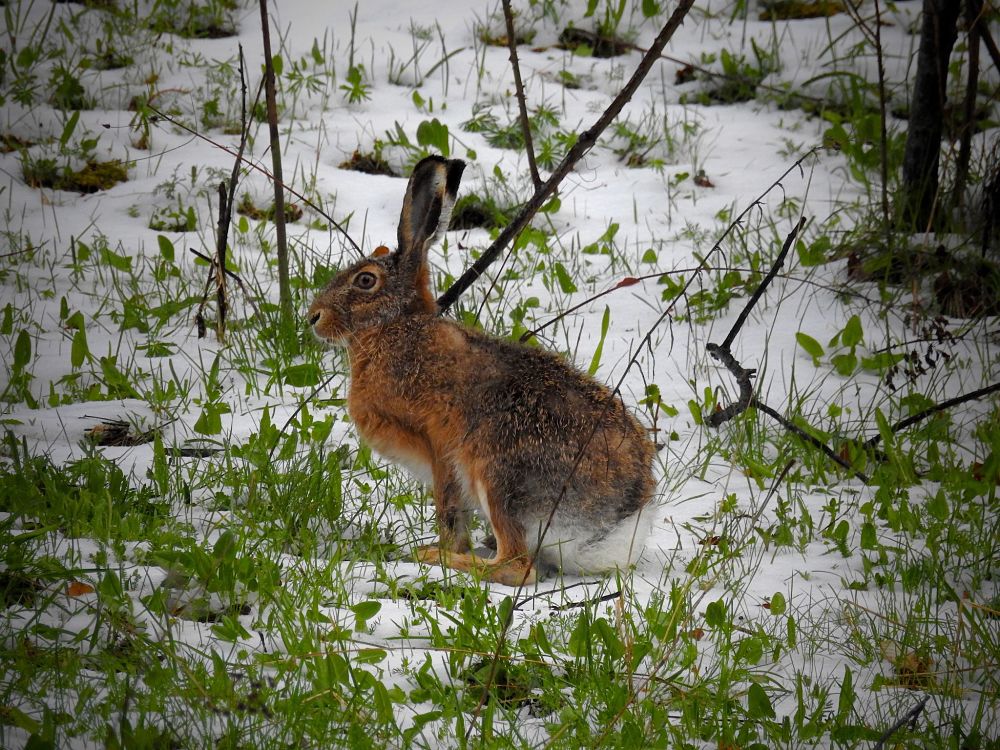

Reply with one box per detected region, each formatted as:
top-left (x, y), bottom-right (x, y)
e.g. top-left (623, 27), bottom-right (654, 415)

top-left (309, 156), bottom-right (656, 586)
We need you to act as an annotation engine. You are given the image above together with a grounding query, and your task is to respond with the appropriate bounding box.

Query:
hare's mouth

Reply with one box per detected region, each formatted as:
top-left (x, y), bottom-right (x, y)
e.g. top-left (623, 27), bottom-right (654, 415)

top-left (312, 325), bottom-right (348, 347)
top-left (308, 311), bottom-right (348, 347)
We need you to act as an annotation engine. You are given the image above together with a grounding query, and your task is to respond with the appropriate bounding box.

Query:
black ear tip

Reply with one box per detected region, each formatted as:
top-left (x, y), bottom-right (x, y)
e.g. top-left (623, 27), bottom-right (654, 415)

top-left (414, 154), bottom-right (448, 170)
top-left (446, 159), bottom-right (466, 196)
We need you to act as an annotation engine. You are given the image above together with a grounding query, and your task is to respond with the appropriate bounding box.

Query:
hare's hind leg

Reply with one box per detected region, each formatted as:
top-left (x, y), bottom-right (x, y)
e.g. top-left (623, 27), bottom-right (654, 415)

top-left (416, 473), bottom-right (536, 586)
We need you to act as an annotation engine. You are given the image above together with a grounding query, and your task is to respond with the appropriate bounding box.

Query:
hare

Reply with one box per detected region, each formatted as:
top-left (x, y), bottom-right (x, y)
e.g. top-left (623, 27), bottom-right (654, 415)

top-left (309, 156), bottom-right (656, 586)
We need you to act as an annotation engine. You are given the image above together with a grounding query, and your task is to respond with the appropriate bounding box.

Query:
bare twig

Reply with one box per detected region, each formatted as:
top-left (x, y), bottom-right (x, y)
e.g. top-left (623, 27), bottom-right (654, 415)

top-left (872, 696), bottom-right (930, 750)
top-left (214, 181), bottom-right (230, 339)
top-left (550, 590), bottom-right (622, 611)
top-left (517, 148), bottom-right (824, 346)
top-left (615, 37), bottom-right (829, 108)
top-left (844, 0), bottom-right (892, 248)
top-left (218, 47), bottom-right (253, 339)
top-left (699, 216), bottom-right (871, 482)
top-left (977, 4), bottom-right (1000, 71)
top-left (501, 0), bottom-right (541, 190)
top-left (705, 344), bottom-right (756, 428)
top-left (704, 217), bottom-right (804, 427)
top-left (438, 0), bottom-right (696, 313)
top-left (752, 398), bottom-right (870, 482)
top-left (519, 275), bottom-right (645, 343)
top-left (511, 580), bottom-right (595, 611)
top-left (862, 380), bottom-right (1000, 450)
top-left (196, 47), bottom-right (255, 340)
top-left (722, 217), bottom-right (806, 353)
top-left (259, 0), bottom-right (292, 327)
top-left (520, 263), bottom-right (883, 345)
top-left (953, 0), bottom-right (983, 211)
top-left (269, 371), bottom-right (341, 461)
top-left (0, 248), bottom-right (34, 260)
top-left (188, 249), bottom-right (264, 320)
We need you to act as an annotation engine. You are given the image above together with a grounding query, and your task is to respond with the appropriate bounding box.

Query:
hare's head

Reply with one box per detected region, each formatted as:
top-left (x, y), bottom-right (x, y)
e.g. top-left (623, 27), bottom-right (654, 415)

top-left (309, 156), bottom-right (465, 345)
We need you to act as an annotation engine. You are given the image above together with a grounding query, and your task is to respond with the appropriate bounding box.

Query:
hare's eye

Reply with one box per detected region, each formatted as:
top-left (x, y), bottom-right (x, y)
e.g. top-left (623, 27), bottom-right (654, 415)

top-left (353, 271), bottom-right (378, 290)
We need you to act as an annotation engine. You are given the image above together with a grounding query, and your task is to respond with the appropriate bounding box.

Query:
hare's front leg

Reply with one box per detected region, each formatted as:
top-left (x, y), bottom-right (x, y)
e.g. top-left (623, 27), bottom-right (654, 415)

top-left (417, 462), bottom-right (472, 555)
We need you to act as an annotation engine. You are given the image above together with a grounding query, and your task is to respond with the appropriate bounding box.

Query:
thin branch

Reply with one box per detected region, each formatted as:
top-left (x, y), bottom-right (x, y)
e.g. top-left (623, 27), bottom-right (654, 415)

top-left (863, 381), bottom-right (1000, 450)
top-left (269, 371), bottom-right (342, 461)
top-left (220, 47), bottom-right (253, 338)
top-left (872, 696), bottom-right (930, 750)
top-left (520, 147), bottom-right (821, 344)
top-left (550, 590), bottom-right (622, 611)
top-left (977, 5), bottom-right (1000, 71)
top-left (214, 181), bottom-right (230, 339)
top-left (705, 344), bottom-right (756, 428)
top-left (501, 0), bottom-right (541, 190)
top-left (953, 0), bottom-right (983, 210)
top-left (259, 0), bottom-right (292, 326)
top-left (188, 249), bottom-right (264, 320)
top-left (197, 47), bottom-right (255, 340)
top-left (0, 247), bottom-right (34, 260)
top-left (437, 0), bottom-right (696, 313)
top-left (720, 216), bottom-right (805, 352)
top-left (753, 398), bottom-right (870, 483)
top-left (704, 218), bottom-right (803, 429)
top-left (843, 0), bottom-right (891, 247)
top-left (613, 36), bottom-right (830, 108)
top-left (511, 580), bottom-right (595, 611)
top-left (147, 105), bottom-right (363, 257)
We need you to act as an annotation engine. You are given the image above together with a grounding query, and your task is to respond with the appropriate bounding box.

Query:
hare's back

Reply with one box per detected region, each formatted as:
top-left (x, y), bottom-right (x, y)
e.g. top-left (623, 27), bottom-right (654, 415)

top-left (461, 331), bottom-right (652, 497)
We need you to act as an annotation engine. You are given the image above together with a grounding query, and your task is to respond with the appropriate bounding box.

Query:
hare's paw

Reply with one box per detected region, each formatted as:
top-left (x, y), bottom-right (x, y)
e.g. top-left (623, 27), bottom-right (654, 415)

top-left (413, 545), bottom-right (479, 569)
top-left (486, 559), bottom-right (536, 587)
top-left (414, 544), bottom-right (444, 565)
top-left (414, 545), bottom-right (536, 587)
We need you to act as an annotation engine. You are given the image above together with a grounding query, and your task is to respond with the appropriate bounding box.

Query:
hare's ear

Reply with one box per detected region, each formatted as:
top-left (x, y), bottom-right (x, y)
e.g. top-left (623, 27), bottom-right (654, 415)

top-left (396, 156), bottom-right (465, 271)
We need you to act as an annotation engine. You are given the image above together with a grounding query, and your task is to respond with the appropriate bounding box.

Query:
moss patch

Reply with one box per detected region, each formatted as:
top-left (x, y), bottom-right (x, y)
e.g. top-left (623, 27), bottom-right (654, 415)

top-left (237, 194), bottom-right (304, 223)
top-left (759, 0), bottom-right (842, 21)
top-left (449, 194), bottom-right (511, 231)
top-left (558, 27), bottom-right (631, 58)
top-left (0, 134), bottom-right (35, 154)
top-left (23, 159), bottom-right (128, 193)
top-left (338, 150), bottom-right (397, 177)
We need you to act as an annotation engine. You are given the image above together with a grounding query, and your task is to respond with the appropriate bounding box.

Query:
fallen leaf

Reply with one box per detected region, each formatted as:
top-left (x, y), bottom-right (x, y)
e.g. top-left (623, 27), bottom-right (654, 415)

top-left (67, 581), bottom-right (95, 597)
top-left (614, 276), bottom-right (640, 288)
